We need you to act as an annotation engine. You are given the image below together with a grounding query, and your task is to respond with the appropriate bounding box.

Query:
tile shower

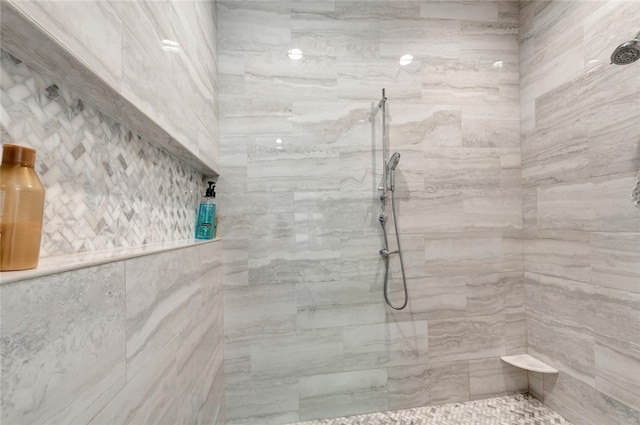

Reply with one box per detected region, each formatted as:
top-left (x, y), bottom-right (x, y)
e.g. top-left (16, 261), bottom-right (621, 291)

top-left (217, 0), bottom-right (639, 424)
top-left (1, 1), bottom-right (639, 425)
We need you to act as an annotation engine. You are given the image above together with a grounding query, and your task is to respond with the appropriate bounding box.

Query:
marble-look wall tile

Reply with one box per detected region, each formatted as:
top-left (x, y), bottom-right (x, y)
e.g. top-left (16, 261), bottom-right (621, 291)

top-left (386, 276), bottom-right (467, 322)
top-left (1, 264), bottom-right (126, 425)
top-left (524, 229), bottom-right (591, 282)
top-left (543, 372), bottom-right (640, 425)
top-left (299, 369), bottom-right (388, 420)
top-left (250, 328), bottom-right (344, 380)
top-left (224, 283), bottom-right (297, 338)
top-left (244, 53), bottom-right (337, 102)
top-left (296, 281), bottom-right (385, 329)
top-left (387, 360), bottom-right (469, 410)
top-left (463, 189), bottom-right (522, 230)
top-left (87, 339), bottom-right (179, 425)
top-left (217, 1), bottom-right (290, 54)
top-left (420, 1), bottom-right (499, 22)
top-left (537, 173), bottom-right (640, 232)
top-left (422, 58), bottom-right (500, 106)
top-left (590, 232), bottom-right (640, 293)
top-left (424, 232), bottom-right (504, 276)
top-left (528, 371), bottom-right (544, 401)
top-left (469, 357), bottom-right (528, 400)
top-left (388, 104), bottom-right (462, 148)
top-left (461, 105), bottom-right (520, 148)
top-left (337, 58), bottom-right (422, 102)
top-left (465, 273), bottom-right (511, 317)
top-left (428, 315), bottom-right (505, 362)
top-left (226, 377), bottom-right (299, 425)
top-left (380, 19), bottom-right (461, 60)
top-left (7, 0), bottom-right (123, 88)
top-left (527, 315), bottom-right (595, 386)
top-left (291, 11), bottom-right (379, 58)
top-left (595, 337), bottom-right (640, 412)
top-left (125, 247), bottom-right (202, 379)
top-left (176, 274), bottom-right (225, 425)
top-left (344, 321), bottom-right (429, 371)
top-left (423, 148), bottom-right (502, 192)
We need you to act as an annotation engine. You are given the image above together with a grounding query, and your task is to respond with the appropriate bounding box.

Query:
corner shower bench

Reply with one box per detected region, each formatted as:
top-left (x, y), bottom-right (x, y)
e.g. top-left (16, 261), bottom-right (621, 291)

top-left (500, 354), bottom-right (559, 374)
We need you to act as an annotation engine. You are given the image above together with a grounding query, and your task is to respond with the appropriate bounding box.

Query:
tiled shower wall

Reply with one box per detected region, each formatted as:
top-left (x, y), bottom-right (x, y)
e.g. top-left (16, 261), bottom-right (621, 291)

top-left (520, 2), bottom-right (640, 425)
top-left (217, 1), bottom-right (526, 423)
top-left (1, 241), bottom-right (225, 424)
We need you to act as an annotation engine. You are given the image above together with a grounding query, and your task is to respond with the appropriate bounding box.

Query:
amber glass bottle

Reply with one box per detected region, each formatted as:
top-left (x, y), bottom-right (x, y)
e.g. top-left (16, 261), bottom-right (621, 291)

top-left (0, 144), bottom-right (45, 271)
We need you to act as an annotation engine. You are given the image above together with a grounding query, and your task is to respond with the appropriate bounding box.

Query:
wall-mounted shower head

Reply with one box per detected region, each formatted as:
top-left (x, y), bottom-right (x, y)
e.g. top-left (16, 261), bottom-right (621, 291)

top-left (388, 152), bottom-right (401, 191)
top-left (611, 31), bottom-right (640, 65)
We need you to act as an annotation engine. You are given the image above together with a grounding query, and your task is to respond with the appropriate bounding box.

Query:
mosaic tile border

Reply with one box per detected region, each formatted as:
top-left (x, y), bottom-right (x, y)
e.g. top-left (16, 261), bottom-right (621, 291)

top-left (289, 394), bottom-right (573, 425)
top-left (1, 49), bottom-right (204, 257)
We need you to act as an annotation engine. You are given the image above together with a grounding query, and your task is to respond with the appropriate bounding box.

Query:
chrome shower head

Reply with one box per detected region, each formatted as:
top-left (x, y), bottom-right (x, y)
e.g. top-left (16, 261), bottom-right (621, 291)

top-left (388, 152), bottom-right (401, 171)
top-left (611, 32), bottom-right (640, 65)
top-left (388, 152), bottom-right (401, 191)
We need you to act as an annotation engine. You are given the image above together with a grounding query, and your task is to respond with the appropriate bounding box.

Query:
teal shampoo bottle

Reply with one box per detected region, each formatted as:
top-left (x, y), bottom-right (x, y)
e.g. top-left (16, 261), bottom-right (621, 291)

top-left (195, 181), bottom-right (216, 240)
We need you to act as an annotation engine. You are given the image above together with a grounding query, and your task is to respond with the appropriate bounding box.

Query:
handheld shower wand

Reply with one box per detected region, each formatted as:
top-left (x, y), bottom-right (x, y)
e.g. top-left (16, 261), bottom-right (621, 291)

top-left (387, 152), bottom-right (401, 191)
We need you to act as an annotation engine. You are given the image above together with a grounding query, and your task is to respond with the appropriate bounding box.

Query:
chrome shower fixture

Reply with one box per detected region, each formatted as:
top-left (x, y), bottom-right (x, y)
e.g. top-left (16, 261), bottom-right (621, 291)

top-left (611, 31), bottom-right (640, 65)
top-left (388, 152), bottom-right (401, 191)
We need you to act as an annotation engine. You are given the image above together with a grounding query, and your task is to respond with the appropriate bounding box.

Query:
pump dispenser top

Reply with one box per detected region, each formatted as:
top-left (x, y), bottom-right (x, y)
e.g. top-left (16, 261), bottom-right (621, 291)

top-left (195, 181), bottom-right (217, 240)
top-left (206, 181), bottom-right (216, 198)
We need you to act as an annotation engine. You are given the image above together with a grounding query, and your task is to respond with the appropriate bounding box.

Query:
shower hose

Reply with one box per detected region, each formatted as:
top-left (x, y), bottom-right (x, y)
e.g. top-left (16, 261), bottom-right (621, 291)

top-left (381, 189), bottom-right (408, 310)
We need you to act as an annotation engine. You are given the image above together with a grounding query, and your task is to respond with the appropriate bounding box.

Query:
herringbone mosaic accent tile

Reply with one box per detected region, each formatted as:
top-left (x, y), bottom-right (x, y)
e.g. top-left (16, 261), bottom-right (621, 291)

top-left (1, 49), bottom-right (204, 257)
top-left (291, 394), bottom-right (572, 425)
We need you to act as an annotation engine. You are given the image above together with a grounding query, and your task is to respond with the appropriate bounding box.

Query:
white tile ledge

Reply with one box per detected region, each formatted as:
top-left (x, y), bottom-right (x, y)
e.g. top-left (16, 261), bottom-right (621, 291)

top-left (0, 238), bottom-right (221, 285)
top-left (501, 354), bottom-right (559, 374)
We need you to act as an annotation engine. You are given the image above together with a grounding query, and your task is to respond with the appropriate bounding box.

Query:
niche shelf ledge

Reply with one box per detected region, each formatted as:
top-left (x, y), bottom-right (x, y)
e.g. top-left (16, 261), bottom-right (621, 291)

top-left (501, 354), bottom-right (558, 374)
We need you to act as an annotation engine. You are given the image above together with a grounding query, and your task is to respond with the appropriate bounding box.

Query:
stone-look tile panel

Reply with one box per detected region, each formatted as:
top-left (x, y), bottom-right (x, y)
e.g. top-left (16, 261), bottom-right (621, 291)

top-left (7, 0), bottom-right (123, 88)
top-left (537, 173), bottom-right (640, 232)
top-left (1, 264), bottom-right (126, 425)
top-left (176, 288), bottom-right (225, 425)
top-left (527, 314), bottom-right (595, 386)
top-left (424, 232), bottom-right (504, 276)
top-left (595, 338), bottom-right (640, 413)
top-left (386, 276), bottom-right (467, 322)
top-left (387, 361), bottom-right (470, 410)
top-left (87, 339), bottom-right (179, 425)
top-left (224, 283), bottom-right (297, 339)
top-left (469, 357), bottom-right (528, 400)
top-left (590, 232), bottom-right (640, 293)
top-left (250, 328), bottom-right (344, 380)
top-left (543, 373), bottom-right (640, 425)
top-left (296, 280), bottom-right (385, 329)
top-left (524, 230), bottom-right (591, 283)
top-left (428, 315), bottom-right (505, 362)
top-left (124, 246), bottom-right (203, 380)
top-left (343, 321), bottom-right (429, 371)
top-left (226, 377), bottom-right (299, 425)
top-left (299, 369), bottom-right (388, 421)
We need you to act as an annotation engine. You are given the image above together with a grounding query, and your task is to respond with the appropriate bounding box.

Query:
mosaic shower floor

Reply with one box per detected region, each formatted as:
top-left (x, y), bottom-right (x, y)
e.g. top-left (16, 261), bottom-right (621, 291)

top-left (291, 394), bottom-right (572, 425)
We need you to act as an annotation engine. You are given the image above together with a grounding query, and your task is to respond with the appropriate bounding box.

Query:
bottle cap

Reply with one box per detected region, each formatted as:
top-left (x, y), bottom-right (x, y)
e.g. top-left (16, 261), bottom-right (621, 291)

top-left (206, 181), bottom-right (216, 198)
top-left (2, 144), bottom-right (37, 167)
